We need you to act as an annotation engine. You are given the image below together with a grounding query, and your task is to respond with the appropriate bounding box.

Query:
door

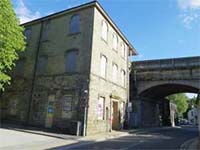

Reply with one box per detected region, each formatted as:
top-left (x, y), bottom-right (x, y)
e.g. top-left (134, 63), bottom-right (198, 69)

top-left (112, 101), bottom-right (119, 130)
top-left (45, 95), bottom-right (55, 128)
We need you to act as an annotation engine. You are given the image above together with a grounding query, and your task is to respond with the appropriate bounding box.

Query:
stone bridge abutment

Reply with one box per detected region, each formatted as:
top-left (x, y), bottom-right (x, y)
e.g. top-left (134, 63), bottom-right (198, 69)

top-left (129, 56), bottom-right (200, 128)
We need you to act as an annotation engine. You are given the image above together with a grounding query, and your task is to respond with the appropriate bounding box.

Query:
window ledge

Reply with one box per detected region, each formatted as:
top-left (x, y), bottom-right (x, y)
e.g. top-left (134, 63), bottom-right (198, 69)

top-left (112, 48), bottom-right (118, 53)
top-left (101, 37), bottom-right (108, 44)
top-left (68, 32), bottom-right (81, 36)
top-left (121, 56), bottom-right (125, 60)
top-left (42, 39), bottom-right (50, 43)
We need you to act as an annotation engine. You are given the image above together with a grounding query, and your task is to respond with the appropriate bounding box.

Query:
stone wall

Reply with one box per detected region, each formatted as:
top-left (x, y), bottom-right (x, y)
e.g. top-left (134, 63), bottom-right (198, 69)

top-left (0, 7), bottom-right (95, 134)
top-left (86, 7), bottom-right (130, 135)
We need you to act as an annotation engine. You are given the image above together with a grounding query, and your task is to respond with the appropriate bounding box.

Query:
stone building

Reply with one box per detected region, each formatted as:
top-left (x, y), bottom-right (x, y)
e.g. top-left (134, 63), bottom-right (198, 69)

top-left (188, 106), bottom-right (198, 126)
top-left (0, 1), bottom-right (137, 135)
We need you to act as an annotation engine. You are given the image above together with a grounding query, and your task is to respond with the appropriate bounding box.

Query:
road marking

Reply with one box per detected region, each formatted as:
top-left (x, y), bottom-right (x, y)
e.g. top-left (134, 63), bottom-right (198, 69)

top-left (180, 137), bottom-right (197, 150)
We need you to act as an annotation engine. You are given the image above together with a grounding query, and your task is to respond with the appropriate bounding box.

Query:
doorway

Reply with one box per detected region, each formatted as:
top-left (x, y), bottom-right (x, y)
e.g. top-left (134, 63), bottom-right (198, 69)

top-left (112, 101), bottom-right (119, 130)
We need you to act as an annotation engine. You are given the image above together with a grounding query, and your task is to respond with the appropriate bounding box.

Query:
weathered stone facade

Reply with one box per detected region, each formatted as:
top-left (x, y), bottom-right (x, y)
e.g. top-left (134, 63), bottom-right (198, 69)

top-left (0, 1), bottom-right (136, 135)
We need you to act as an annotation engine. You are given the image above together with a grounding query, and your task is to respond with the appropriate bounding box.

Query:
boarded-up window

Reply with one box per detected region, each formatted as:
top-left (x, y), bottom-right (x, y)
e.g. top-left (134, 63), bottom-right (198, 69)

top-left (62, 95), bottom-right (73, 118)
top-left (65, 50), bottom-right (78, 73)
top-left (37, 56), bottom-right (48, 74)
top-left (69, 14), bottom-right (80, 34)
top-left (97, 97), bottom-right (105, 120)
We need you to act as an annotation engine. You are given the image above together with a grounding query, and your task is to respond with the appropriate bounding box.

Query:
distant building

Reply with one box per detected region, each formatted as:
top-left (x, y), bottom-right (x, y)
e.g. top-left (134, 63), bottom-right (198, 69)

top-left (188, 106), bottom-right (198, 126)
top-left (0, 1), bottom-right (137, 135)
top-left (170, 103), bottom-right (177, 127)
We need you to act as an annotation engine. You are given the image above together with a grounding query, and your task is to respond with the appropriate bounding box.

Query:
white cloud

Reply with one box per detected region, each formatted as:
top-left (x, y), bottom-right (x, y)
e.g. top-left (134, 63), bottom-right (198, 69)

top-left (178, 0), bottom-right (200, 28)
top-left (178, 0), bottom-right (200, 10)
top-left (186, 93), bottom-right (197, 98)
top-left (15, 0), bottom-right (41, 24)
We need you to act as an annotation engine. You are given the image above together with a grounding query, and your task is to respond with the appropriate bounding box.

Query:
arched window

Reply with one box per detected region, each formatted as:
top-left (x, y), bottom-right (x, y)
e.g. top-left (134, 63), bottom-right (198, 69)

top-left (121, 69), bottom-right (126, 86)
top-left (102, 20), bottom-right (108, 41)
top-left (121, 42), bottom-right (126, 58)
top-left (65, 49), bottom-right (78, 73)
top-left (113, 33), bottom-right (118, 51)
top-left (112, 63), bottom-right (118, 83)
top-left (24, 28), bottom-right (31, 43)
top-left (100, 55), bottom-right (107, 78)
top-left (69, 14), bottom-right (80, 34)
top-left (42, 20), bottom-right (51, 41)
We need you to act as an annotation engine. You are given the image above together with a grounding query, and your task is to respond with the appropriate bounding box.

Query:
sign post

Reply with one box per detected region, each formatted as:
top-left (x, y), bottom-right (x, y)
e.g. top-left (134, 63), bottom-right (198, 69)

top-left (82, 90), bottom-right (88, 136)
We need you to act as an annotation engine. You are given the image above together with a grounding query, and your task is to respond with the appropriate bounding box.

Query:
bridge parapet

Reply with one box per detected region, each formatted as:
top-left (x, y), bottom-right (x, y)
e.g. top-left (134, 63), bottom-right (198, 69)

top-left (133, 56), bottom-right (200, 71)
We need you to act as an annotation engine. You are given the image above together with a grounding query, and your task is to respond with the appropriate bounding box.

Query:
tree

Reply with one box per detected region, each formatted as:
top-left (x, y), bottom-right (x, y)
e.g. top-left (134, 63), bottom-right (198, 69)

top-left (0, 0), bottom-right (25, 91)
top-left (167, 93), bottom-right (189, 116)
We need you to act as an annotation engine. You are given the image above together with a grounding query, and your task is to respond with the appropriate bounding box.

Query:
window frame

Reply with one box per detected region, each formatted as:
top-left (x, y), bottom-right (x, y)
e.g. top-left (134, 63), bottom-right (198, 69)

top-left (121, 42), bottom-right (126, 58)
top-left (101, 20), bottom-right (108, 42)
top-left (69, 14), bottom-right (80, 35)
top-left (24, 28), bottom-right (32, 44)
top-left (37, 55), bottom-right (48, 75)
top-left (100, 54), bottom-right (107, 79)
top-left (112, 33), bottom-right (118, 51)
top-left (97, 96), bottom-right (105, 120)
top-left (64, 49), bottom-right (79, 73)
top-left (121, 69), bottom-right (126, 87)
top-left (112, 63), bottom-right (118, 83)
top-left (42, 20), bottom-right (51, 41)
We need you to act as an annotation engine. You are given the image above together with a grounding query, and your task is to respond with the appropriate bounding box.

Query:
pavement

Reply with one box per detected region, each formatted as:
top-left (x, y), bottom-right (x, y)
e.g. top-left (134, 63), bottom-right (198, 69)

top-left (0, 124), bottom-right (129, 150)
top-left (183, 137), bottom-right (200, 150)
top-left (0, 124), bottom-right (198, 150)
top-left (63, 126), bottom-right (198, 150)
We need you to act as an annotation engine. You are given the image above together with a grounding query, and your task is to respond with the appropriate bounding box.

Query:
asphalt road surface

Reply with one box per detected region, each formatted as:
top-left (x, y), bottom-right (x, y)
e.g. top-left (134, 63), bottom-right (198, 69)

top-left (66, 126), bottom-right (198, 150)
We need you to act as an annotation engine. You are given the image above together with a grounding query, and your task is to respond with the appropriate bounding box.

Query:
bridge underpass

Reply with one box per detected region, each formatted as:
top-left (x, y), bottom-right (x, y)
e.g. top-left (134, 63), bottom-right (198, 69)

top-left (129, 56), bottom-right (200, 128)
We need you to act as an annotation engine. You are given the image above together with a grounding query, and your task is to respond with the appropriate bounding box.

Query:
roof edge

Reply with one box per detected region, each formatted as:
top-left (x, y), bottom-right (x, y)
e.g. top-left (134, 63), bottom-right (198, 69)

top-left (20, 0), bottom-right (138, 55)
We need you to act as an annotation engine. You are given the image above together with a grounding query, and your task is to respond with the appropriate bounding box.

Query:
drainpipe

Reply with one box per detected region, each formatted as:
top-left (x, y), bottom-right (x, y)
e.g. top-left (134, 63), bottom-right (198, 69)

top-left (126, 48), bottom-right (131, 128)
top-left (196, 91), bottom-right (200, 138)
top-left (26, 21), bottom-right (44, 124)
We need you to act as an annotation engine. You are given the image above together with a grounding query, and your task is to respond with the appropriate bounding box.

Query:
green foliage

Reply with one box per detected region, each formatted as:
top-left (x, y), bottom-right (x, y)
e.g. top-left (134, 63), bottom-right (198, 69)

top-left (0, 0), bottom-right (25, 91)
top-left (167, 93), bottom-right (189, 116)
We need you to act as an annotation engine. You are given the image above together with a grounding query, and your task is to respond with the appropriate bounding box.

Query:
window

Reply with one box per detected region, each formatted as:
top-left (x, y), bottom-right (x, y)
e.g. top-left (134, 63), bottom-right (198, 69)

top-left (121, 70), bottom-right (126, 87)
top-left (113, 33), bottom-right (118, 51)
top-left (112, 64), bottom-right (118, 83)
top-left (97, 97), bottom-right (105, 120)
top-left (24, 28), bottom-right (31, 43)
top-left (100, 55), bottom-right (107, 78)
top-left (102, 20), bottom-right (108, 41)
top-left (121, 42), bottom-right (126, 58)
top-left (15, 59), bottom-right (25, 76)
top-left (65, 49), bottom-right (78, 73)
top-left (42, 20), bottom-right (51, 41)
top-left (37, 56), bottom-right (48, 74)
top-left (69, 14), bottom-right (80, 34)
top-left (62, 95), bottom-right (72, 112)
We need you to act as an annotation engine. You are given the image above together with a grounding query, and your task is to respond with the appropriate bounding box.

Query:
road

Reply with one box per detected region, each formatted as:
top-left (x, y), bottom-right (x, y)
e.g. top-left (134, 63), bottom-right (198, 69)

top-left (65, 126), bottom-right (198, 150)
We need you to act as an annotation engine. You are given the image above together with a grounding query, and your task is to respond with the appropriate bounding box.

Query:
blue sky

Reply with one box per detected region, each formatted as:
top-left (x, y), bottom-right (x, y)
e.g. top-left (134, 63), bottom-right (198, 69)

top-left (12, 0), bottom-right (200, 61)
top-left (12, 0), bottom-right (199, 98)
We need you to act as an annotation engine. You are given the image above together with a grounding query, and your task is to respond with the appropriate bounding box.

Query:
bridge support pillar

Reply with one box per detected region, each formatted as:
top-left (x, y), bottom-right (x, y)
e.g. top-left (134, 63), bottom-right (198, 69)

top-left (129, 99), bottom-right (142, 128)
